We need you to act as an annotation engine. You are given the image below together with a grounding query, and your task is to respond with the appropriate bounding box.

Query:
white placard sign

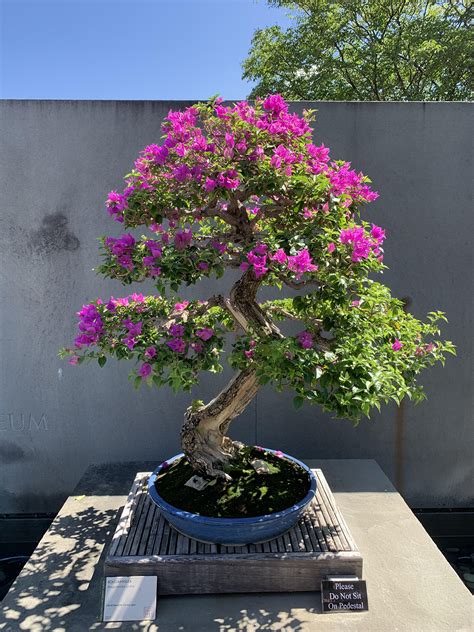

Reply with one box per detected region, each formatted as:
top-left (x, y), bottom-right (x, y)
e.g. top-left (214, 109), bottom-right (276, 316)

top-left (103, 576), bottom-right (157, 622)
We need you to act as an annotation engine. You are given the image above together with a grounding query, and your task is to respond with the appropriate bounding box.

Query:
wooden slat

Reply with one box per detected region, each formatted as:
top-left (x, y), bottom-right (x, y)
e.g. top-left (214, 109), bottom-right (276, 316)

top-left (148, 512), bottom-right (165, 556)
top-left (137, 501), bottom-right (158, 556)
top-left (317, 475), bottom-right (348, 551)
top-left (282, 530), bottom-right (293, 552)
top-left (122, 483), bottom-right (148, 557)
top-left (105, 552), bottom-right (363, 594)
top-left (176, 532), bottom-right (190, 556)
top-left (109, 474), bottom-right (143, 557)
top-left (306, 500), bottom-right (329, 552)
top-left (105, 468), bottom-right (363, 594)
top-left (302, 511), bottom-right (321, 552)
top-left (159, 513), bottom-right (172, 555)
top-left (167, 526), bottom-right (178, 555)
top-left (318, 470), bottom-right (358, 552)
top-left (189, 535), bottom-right (198, 555)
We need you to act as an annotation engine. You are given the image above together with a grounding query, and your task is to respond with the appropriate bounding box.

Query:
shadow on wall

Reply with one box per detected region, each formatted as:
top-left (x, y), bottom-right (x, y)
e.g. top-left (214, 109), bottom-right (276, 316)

top-left (30, 212), bottom-right (80, 255)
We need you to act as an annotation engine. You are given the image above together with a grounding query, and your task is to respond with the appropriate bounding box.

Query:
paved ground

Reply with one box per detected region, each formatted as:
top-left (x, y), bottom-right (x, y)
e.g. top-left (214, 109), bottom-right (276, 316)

top-left (1, 459), bottom-right (472, 631)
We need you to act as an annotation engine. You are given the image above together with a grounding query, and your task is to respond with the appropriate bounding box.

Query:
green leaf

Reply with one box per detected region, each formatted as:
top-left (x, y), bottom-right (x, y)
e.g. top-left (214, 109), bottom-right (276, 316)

top-left (98, 356), bottom-right (107, 367)
top-left (293, 395), bottom-right (305, 410)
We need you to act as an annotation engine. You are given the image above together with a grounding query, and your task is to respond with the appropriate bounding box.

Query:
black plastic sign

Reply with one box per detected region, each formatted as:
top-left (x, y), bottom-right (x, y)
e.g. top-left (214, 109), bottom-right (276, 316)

top-left (321, 579), bottom-right (368, 613)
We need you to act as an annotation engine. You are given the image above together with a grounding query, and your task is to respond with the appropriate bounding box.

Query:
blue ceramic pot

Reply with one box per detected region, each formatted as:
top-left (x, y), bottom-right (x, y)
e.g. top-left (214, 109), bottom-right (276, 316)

top-left (147, 448), bottom-right (317, 545)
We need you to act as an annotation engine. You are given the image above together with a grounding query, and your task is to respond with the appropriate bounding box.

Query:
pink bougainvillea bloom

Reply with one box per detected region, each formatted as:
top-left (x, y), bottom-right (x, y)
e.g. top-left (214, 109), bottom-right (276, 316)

top-left (138, 363), bottom-right (152, 378)
top-left (351, 300), bottom-right (361, 307)
top-left (246, 249), bottom-right (268, 277)
top-left (174, 229), bottom-right (193, 250)
top-left (105, 191), bottom-right (127, 223)
top-left (297, 331), bottom-right (313, 349)
top-left (240, 262), bottom-right (249, 271)
top-left (143, 256), bottom-right (157, 266)
top-left (172, 164), bottom-right (191, 182)
top-left (145, 240), bottom-right (163, 258)
top-left (191, 342), bottom-right (204, 353)
top-left (327, 242), bottom-right (336, 253)
top-left (204, 177), bottom-right (217, 191)
top-left (244, 349), bottom-right (254, 359)
top-left (236, 140), bottom-right (247, 153)
top-left (287, 248), bottom-right (318, 279)
top-left (166, 338), bottom-right (186, 353)
top-left (274, 450), bottom-right (284, 458)
top-left (225, 132), bottom-right (235, 148)
top-left (262, 94), bottom-right (288, 116)
top-left (371, 224), bottom-right (386, 243)
top-left (144, 346), bottom-right (156, 360)
top-left (392, 339), bottom-right (403, 351)
top-left (196, 328), bottom-right (214, 341)
top-left (358, 185), bottom-right (379, 202)
top-left (123, 318), bottom-right (142, 336)
top-left (169, 324), bottom-right (185, 337)
top-left (198, 261), bottom-right (209, 271)
top-left (211, 240), bottom-right (227, 254)
top-left (68, 356), bottom-right (79, 365)
top-left (149, 223), bottom-right (164, 233)
top-left (270, 154), bottom-right (282, 169)
top-left (143, 144), bottom-right (169, 165)
top-left (253, 242), bottom-right (268, 256)
top-left (271, 248), bottom-right (287, 264)
top-left (174, 301), bottom-right (189, 312)
top-left (425, 342), bottom-right (436, 353)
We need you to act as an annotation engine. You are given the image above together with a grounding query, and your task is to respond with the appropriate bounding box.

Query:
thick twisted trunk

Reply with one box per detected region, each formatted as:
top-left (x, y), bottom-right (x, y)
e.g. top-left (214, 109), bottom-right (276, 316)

top-left (181, 369), bottom-right (260, 478)
top-left (180, 270), bottom-right (281, 479)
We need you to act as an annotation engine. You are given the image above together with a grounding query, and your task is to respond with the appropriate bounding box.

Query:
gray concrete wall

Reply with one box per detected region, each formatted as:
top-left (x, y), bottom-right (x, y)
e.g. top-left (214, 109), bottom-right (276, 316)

top-left (0, 100), bottom-right (472, 513)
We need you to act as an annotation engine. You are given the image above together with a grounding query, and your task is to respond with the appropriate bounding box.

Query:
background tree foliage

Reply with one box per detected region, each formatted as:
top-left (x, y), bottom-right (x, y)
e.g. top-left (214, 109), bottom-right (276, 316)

top-left (243, 0), bottom-right (472, 101)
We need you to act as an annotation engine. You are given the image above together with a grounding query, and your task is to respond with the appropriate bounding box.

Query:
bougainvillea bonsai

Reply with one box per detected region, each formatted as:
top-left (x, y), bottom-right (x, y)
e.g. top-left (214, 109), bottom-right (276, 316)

top-left (61, 95), bottom-right (454, 511)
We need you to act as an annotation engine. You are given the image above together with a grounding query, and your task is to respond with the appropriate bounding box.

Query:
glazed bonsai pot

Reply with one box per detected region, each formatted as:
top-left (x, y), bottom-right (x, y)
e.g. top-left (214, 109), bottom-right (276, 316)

top-left (147, 448), bottom-right (317, 545)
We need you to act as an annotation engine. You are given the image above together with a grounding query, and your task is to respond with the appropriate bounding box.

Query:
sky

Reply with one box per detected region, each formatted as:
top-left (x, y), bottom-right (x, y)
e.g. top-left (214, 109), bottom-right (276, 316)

top-left (0, 0), bottom-right (291, 100)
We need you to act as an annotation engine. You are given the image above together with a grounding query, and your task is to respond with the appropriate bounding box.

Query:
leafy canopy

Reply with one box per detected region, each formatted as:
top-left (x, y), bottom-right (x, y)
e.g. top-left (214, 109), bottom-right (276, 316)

top-left (243, 1), bottom-right (472, 101)
top-left (61, 95), bottom-right (454, 422)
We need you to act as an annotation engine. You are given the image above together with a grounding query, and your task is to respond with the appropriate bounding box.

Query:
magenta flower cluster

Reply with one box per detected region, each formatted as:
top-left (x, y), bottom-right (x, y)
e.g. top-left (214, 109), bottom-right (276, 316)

top-left (104, 234), bottom-right (136, 270)
top-left (339, 224), bottom-right (386, 262)
top-left (241, 244), bottom-right (319, 281)
top-left (142, 238), bottom-right (163, 277)
top-left (271, 247), bottom-right (318, 280)
top-left (164, 321), bottom-right (213, 356)
top-left (74, 304), bottom-right (104, 348)
top-left (103, 94), bottom-right (379, 229)
top-left (297, 331), bottom-right (314, 349)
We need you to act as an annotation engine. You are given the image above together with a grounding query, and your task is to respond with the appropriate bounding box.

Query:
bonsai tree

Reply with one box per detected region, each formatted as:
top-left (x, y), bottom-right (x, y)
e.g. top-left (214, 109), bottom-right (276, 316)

top-left (62, 95), bottom-right (454, 481)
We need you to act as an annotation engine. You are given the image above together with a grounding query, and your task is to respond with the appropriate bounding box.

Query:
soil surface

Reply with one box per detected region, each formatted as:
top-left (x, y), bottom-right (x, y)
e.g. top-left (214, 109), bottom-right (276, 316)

top-left (155, 447), bottom-right (311, 518)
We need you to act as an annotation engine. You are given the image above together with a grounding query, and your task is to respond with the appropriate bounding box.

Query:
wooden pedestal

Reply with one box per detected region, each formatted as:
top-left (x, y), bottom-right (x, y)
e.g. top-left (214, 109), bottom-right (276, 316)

top-left (104, 469), bottom-right (362, 594)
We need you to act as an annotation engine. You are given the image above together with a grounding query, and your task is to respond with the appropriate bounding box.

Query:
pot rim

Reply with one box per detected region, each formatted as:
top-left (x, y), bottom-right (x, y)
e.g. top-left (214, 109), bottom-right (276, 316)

top-left (147, 447), bottom-right (317, 524)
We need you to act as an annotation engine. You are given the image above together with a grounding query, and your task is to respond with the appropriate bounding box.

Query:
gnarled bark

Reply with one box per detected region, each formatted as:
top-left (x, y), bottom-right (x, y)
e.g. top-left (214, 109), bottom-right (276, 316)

top-left (180, 269), bottom-right (282, 479)
top-left (181, 369), bottom-right (260, 479)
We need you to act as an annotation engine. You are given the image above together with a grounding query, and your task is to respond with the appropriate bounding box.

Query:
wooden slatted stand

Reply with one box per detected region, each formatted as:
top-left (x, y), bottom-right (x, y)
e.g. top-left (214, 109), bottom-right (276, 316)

top-left (104, 469), bottom-right (362, 594)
